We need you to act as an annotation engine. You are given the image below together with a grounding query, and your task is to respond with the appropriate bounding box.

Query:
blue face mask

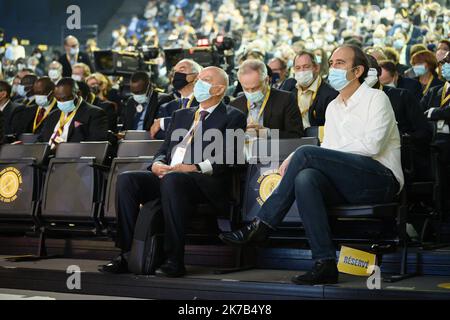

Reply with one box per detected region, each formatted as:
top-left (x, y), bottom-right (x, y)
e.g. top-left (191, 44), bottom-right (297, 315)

top-left (17, 85), bottom-right (27, 97)
top-left (194, 80), bottom-right (213, 102)
top-left (244, 90), bottom-right (265, 104)
top-left (413, 64), bottom-right (427, 77)
top-left (442, 63), bottom-right (450, 81)
top-left (328, 67), bottom-right (355, 91)
top-left (393, 39), bottom-right (405, 50)
top-left (133, 94), bottom-right (148, 105)
top-left (57, 100), bottom-right (76, 113)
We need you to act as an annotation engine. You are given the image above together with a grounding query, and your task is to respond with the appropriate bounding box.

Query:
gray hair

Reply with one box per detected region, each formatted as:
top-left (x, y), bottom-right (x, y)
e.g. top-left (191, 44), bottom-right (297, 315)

top-left (237, 59), bottom-right (268, 82)
top-left (178, 59), bottom-right (203, 74)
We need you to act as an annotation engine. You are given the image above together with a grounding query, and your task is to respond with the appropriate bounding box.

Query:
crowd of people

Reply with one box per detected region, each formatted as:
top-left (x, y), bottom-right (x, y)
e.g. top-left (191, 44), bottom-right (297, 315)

top-left (0, 0), bottom-right (449, 286)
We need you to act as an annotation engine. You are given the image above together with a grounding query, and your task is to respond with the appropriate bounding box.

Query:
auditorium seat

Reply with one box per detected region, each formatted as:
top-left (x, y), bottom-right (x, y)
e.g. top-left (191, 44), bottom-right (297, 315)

top-left (124, 130), bottom-right (152, 141)
top-left (103, 140), bottom-right (164, 229)
top-left (17, 134), bottom-right (40, 144)
top-left (39, 142), bottom-right (112, 235)
top-left (0, 143), bottom-right (50, 233)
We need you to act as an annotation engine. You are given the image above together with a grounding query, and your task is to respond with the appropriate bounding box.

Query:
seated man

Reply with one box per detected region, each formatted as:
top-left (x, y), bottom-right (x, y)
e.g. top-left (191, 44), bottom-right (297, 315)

top-left (150, 59), bottom-right (202, 139)
top-left (289, 51), bottom-right (338, 129)
top-left (38, 78), bottom-right (108, 146)
top-left (268, 57), bottom-right (291, 90)
top-left (121, 71), bottom-right (173, 132)
top-left (0, 80), bottom-right (20, 137)
top-left (101, 66), bottom-right (247, 277)
top-left (220, 45), bottom-right (404, 286)
top-left (15, 74), bottom-right (38, 106)
top-left (230, 59), bottom-right (303, 139)
top-left (12, 77), bottom-right (57, 136)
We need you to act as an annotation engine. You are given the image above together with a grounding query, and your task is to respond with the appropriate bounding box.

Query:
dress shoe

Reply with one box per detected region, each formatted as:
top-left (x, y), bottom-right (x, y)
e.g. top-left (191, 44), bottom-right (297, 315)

top-left (219, 219), bottom-right (270, 246)
top-left (99, 255), bottom-right (129, 274)
top-left (291, 259), bottom-right (339, 285)
top-left (155, 260), bottom-right (186, 278)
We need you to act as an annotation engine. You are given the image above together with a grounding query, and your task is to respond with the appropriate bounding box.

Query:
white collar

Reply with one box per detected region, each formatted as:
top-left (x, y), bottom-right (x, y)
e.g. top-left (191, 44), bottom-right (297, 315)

top-left (199, 102), bottom-right (221, 116)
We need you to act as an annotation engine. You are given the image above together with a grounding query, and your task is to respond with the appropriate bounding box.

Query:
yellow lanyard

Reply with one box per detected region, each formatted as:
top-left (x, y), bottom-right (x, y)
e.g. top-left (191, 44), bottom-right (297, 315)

top-left (247, 88), bottom-right (271, 124)
top-left (297, 77), bottom-right (321, 116)
top-left (423, 75), bottom-right (434, 95)
top-left (181, 96), bottom-right (195, 109)
top-left (185, 109), bottom-right (203, 146)
top-left (32, 98), bottom-right (56, 133)
top-left (441, 82), bottom-right (450, 108)
top-left (56, 98), bottom-right (83, 136)
top-left (26, 99), bottom-right (34, 106)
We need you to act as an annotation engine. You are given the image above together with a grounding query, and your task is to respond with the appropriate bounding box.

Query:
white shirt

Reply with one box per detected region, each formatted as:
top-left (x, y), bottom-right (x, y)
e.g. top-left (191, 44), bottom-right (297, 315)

top-left (0, 100), bottom-right (10, 112)
top-left (160, 92), bottom-right (194, 131)
top-left (321, 83), bottom-right (404, 191)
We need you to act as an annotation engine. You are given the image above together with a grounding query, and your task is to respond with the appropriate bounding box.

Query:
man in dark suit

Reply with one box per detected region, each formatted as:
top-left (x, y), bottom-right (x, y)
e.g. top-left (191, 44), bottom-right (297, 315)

top-left (101, 67), bottom-right (247, 277)
top-left (151, 59), bottom-right (202, 140)
top-left (38, 78), bottom-right (108, 145)
top-left (121, 71), bottom-right (174, 132)
top-left (230, 59), bottom-right (303, 139)
top-left (0, 81), bottom-right (20, 138)
top-left (58, 36), bottom-right (93, 78)
top-left (15, 74), bottom-right (38, 107)
top-left (12, 77), bottom-right (57, 137)
top-left (379, 60), bottom-right (423, 102)
top-left (268, 57), bottom-right (291, 90)
top-left (287, 51), bottom-right (339, 129)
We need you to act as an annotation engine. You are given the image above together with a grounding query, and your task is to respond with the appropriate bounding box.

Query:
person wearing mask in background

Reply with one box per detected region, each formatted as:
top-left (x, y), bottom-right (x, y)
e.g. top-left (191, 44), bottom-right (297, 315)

top-left (12, 77), bottom-right (57, 137)
top-left (16, 74), bottom-right (38, 106)
top-left (313, 48), bottom-right (329, 80)
top-left (220, 45), bottom-right (403, 286)
top-left (379, 60), bottom-right (424, 102)
top-left (289, 51), bottom-right (338, 130)
top-left (366, 55), bottom-right (432, 181)
top-left (268, 57), bottom-right (291, 90)
top-left (436, 40), bottom-right (450, 81)
top-left (48, 61), bottom-right (63, 84)
top-left (71, 63), bottom-right (91, 82)
top-left (230, 59), bottom-right (303, 139)
top-left (411, 50), bottom-right (444, 97)
top-left (383, 47), bottom-right (409, 75)
top-left (0, 80), bottom-right (20, 137)
top-left (38, 78), bottom-right (108, 146)
top-left (58, 35), bottom-right (93, 78)
top-left (121, 71), bottom-right (173, 132)
top-left (4, 37), bottom-right (25, 62)
top-left (151, 59), bottom-right (201, 140)
top-left (86, 73), bottom-right (118, 133)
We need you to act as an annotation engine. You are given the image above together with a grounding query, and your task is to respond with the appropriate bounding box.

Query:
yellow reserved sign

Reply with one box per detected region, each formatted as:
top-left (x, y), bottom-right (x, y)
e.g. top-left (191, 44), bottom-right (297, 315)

top-left (338, 246), bottom-right (377, 277)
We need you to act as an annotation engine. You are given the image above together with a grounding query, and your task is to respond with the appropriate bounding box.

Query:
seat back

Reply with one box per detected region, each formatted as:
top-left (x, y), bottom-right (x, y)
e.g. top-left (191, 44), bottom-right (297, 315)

top-left (17, 134), bottom-right (39, 144)
top-left (55, 142), bottom-right (111, 164)
top-left (0, 143), bottom-right (50, 165)
top-left (124, 131), bottom-right (152, 141)
top-left (117, 140), bottom-right (164, 158)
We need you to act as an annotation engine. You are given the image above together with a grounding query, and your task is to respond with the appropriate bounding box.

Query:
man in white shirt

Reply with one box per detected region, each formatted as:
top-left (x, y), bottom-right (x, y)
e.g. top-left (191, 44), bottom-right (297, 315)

top-left (220, 45), bottom-right (404, 286)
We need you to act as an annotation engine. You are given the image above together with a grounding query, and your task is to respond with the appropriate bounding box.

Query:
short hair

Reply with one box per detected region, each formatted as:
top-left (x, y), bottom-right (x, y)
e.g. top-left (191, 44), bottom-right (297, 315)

top-left (178, 59), bottom-right (203, 74)
top-left (72, 63), bottom-right (91, 77)
top-left (56, 78), bottom-right (79, 97)
top-left (237, 59), bottom-right (268, 82)
top-left (294, 50), bottom-right (318, 66)
top-left (268, 57), bottom-right (287, 70)
top-left (131, 71), bottom-right (150, 86)
top-left (21, 74), bottom-right (38, 87)
top-left (76, 81), bottom-right (91, 100)
top-left (0, 80), bottom-right (12, 97)
top-left (341, 44), bottom-right (370, 84)
top-left (379, 60), bottom-right (398, 77)
top-left (35, 77), bottom-right (55, 93)
top-left (411, 50), bottom-right (438, 72)
top-left (383, 47), bottom-right (400, 64)
top-left (439, 40), bottom-right (450, 51)
top-left (49, 61), bottom-right (63, 71)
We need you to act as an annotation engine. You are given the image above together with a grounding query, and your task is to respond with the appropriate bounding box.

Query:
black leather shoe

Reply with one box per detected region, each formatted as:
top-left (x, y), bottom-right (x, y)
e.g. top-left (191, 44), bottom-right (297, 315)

top-left (291, 259), bottom-right (339, 285)
top-left (99, 255), bottom-right (129, 274)
top-left (155, 260), bottom-right (186, 278)
top-left (219, 219), bottom-right (270, 246)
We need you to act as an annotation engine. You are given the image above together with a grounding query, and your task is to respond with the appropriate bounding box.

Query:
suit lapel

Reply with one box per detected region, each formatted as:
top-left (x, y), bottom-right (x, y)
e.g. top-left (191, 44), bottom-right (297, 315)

top-left (67, 102), bottom-right (88, 140)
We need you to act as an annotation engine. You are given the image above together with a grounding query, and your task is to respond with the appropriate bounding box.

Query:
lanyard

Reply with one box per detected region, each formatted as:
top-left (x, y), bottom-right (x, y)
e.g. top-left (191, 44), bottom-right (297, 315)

top-left (247, 88), bottom-right (271, 124)
top-left (423, 75), bottom-right (434, 95)
top-left (184, 109), bottom-right (203, 146)
top-left (441, 82), bottom-right (450, 107)
top-left (32, 98), bottom-right (56, 133)
top-left (56, 98), bottom-right (83, 136)
top-left (181, 95), bottom-right (195, 109)
top-left (297, 77), bottom-right (321, 116)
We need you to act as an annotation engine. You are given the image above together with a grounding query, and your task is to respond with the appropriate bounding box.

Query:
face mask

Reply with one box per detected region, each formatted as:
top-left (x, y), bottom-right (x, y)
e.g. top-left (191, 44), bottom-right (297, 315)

top-left (442, 63), bottom-right (450, 81)
top-left (172, 72), bottom-right (191, 91)
top-left (295, 70), bottom-right (314, 87)
top-left (193, 79), bottom-right (213, 102)
top-left (364, 68), bottom-right (379, 88)
top-left (11, 85), bottom-right (18, 95)
top-left (49, 69), bottom-right (62, 80)
top-left (244, 90), bottom-right (265, 104)
top-left (12, 40), bottom-right (18, 46)
top-left (35, 95), bottom-right (50, 107)
top-left (72, 74), bottom-right (82, 82)
top-left (315, 55), bottom-right (323, 64)
top-left (133, 94), bottom-right (148, 104)
top-left (272, 73), bottom-right (281, 84)
top-left (35, 53), bottom-right (42, 60)
top-left (413, 64), bottom-right (427, 76)
top-left (17, 64), bottom-right (25, 71)
top-left (401, 22), bottom-right (410, 30)
top-left (69, 47), bottom-right (79, 56)
top-left (17, 85), bottom-right (27, 97)
top-left (57, 100), bottom-right (76, 113)
top-left (90, 86), bottom-right (100, 95)
top-left (393, 39), bottom-right (405, 50)
top-left (328, 67), bottom-right (356, 91)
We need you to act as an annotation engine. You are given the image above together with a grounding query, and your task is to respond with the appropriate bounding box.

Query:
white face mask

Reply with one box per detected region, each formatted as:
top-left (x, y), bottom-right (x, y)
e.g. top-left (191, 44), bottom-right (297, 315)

top-left (72, 74), bottom-right (82, 82)
top-left (295, 70), bottom-right (315, 87)
top-left (49, 69), bottom-right (62, 81)
top-left (364, 68), bottom-right (379, 88)
top-left (35, 95), bottom-right (50, 107)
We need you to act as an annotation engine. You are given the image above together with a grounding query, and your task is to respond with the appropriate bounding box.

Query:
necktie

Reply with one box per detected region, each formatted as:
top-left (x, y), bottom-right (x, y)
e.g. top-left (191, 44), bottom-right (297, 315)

top-left (199, 110), bottom-right (209, 122)
top-left (36, 107), bottom-right (46, 124)
top-left (182, 98), bottom-right (189, 109)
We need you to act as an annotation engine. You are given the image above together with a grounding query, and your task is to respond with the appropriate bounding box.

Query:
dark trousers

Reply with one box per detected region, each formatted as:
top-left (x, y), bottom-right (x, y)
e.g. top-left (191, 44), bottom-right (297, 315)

top-left (257, 146), bottom-right (400, 261)
top-left (116, 171), bottom-right (204, 263)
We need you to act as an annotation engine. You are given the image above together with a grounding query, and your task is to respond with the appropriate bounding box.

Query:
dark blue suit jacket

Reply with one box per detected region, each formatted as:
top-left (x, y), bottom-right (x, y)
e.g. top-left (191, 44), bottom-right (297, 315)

top-left (397, 76), bottom-right (424, 103)
top-left (155, 97), bottom-right (199, 139)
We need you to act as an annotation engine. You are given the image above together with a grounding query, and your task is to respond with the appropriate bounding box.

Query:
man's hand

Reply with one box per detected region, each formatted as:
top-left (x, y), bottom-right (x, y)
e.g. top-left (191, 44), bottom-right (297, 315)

top-left (247, 124), bottom-right (262, 131)
top-left (150, 119), bottom-right (161, 139)
top-left (152, 162), bottom-right (172, 179)
top-left (170, 164), bottom-right (199, 173)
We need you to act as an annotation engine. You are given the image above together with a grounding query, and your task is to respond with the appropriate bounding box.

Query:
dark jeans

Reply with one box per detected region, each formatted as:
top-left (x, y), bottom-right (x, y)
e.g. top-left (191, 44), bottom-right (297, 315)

top-left (258, 145), bottom-right (400, 261)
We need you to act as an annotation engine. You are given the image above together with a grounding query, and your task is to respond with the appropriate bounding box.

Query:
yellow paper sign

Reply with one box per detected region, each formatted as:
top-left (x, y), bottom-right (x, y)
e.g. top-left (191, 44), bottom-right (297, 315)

top-left (338, 246), bottom-right (377, 277)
